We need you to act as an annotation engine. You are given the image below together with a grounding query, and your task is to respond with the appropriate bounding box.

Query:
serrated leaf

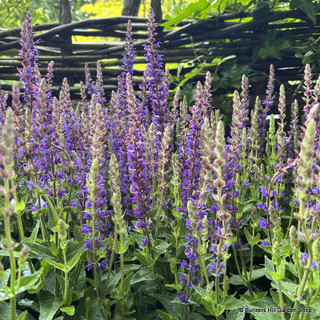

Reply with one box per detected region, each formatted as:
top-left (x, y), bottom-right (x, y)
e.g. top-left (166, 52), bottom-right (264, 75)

top-left (249, 268), bottom-right (265, 281)
top-left (228, 309), bottom-right (245, 320)
top-left (266, 268), bottom-right (283, 281)
top-left (228, 274), bottom-right (245, 285)
top-left (224, 296), bottom-right (243, 310)
top-left (131, 266), bottom-right (157, 285)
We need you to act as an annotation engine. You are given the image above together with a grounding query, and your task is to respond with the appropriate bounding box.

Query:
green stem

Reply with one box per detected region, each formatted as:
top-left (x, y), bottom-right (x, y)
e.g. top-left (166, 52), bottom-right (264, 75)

top-left (40, 213), bottom-right (51, 245)
top-left (105, 250), bottom-right (115, 292)
top-left (11, 181), bottom-right (25, 241)
top-left (119, 232), bottom-right (124, 294)
top-left (63, 249), bottom-right (69, 306)
top-left (290, 269), bottom-right (310, 320)
top-left (249, 228), bottom-right (255, 279)
top-left (4, 179), bottom-right (16, 320)
top-left (201, 256), bottom-right (210, 287)
top-left (91, 213), bottom-right (99, 296)
top-left (276, 268), bottom-right (286, 320)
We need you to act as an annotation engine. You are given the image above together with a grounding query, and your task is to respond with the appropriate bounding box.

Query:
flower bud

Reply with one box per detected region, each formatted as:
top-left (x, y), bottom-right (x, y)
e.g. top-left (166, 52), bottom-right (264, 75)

top-left (312, 237), bottom-right (320, 262)
top-left (20, 244), bottom-right (28, 258)
top-left (58, 218), bottom-right (68, 249)
top-left (272, 240), bottom-right (281, 266)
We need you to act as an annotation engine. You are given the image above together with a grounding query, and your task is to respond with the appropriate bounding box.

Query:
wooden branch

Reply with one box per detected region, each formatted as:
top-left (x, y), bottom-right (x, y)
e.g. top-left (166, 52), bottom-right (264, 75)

top-left (0, 23), bottom-right (59, 38)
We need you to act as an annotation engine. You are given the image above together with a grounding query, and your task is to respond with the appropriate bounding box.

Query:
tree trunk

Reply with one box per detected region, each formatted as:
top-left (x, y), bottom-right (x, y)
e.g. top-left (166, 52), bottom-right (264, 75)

top-left (122, 0), bottom-right (142, 16)
top-left (151, 0), bottom-right (162, 22)
top-left (59, 0), bottom-right (74, 83)
top-left (59, 0), bottom-right (71, 25)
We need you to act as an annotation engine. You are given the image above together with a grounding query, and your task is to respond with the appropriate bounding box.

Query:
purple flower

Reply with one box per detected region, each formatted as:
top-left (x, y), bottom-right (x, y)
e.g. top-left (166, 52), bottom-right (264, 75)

top-left (261, 186), bottom-right (269, 197)
top-left (142, 236), bottom-right (148, 248)
top-left (179, 273), bottom-right (188, 283)
top-left (260, 217), bottom-right (269, 229)
top-left (177, 292), bottom-right (189, 304)
top-left (86, 261), bottom-right (93, 271)
top-left (181, 260), bottom-right (188, 268)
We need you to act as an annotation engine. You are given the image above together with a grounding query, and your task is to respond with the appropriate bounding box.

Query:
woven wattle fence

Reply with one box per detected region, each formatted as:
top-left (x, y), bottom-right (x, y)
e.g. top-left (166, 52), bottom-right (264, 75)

top-left (0, 10), bottom-right (320, 105)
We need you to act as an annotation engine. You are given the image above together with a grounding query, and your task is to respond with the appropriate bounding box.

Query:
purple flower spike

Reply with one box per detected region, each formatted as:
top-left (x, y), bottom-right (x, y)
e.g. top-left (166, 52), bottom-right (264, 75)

top-left (18, 11), bottom-right (39, 108)
top-left (143, 7), bottom-right (169, 137)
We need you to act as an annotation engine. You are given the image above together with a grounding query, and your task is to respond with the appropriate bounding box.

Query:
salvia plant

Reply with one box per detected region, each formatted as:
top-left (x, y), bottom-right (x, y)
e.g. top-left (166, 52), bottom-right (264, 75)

top-left (1, 8), bottom-right (320, 320)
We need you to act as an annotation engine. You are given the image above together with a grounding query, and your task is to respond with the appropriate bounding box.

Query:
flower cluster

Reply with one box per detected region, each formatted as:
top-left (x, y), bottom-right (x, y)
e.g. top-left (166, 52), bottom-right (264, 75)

top-left (2, 10), bottom-right (320, 319)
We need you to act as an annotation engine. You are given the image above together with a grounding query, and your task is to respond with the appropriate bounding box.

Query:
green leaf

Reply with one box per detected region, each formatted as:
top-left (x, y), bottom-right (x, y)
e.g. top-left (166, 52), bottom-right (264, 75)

top-left (32, 208), bottom-right (48, 218)
top-left (28, 220), bottom-right (40, 243)
top-left (17, 310), bottom-right (28, 320)
top-left (161, 0), bottom-right (210, 29)
top-left (278, 259), bottom-right (286, 278)
top-left (131, 266), bottom-right (157, 285)
top-left (62, 206), bottom-right (77, 215)
top-left (39, 291), bottom-right (63, 320)
top-left (0, 301), bottom-right (11, 320)
top-left (249, 268), bottom-right (265, 280)
top-left (66, 247), bottom-right (84, 272)
top-left (264, 255), bottom-right (275, 280)
top-left (266, 268), bottom-right (283, 281)
top-left (228, 274), bottom-right (245, 285)
top-left (201, 296), bottom-right (215, 315)
top-left (111, 271), bottom-right (134, 299)
top-left (156, 310), bottom-right (178, 320)
top-left (14, 200), bottom-right (25, 213)
top-left (150, 293), bottom-right (181, 319)
top-left (60, 305), bottom-right (75, 316)
top-left (25, 242), bottom-right (55, 261)
top-left (74, 226), bottom-right (84, 241)
top-left (242, 202), bottom-right (254, 214)
top-left (16, 268), bottom-right (43, 294)
top-left (224, 296), bottom-right (243, 310)
top-left (135, 250), bottom-right (155, 267)
top-left (70, 267), bottom-right (86, 300)
top-left (45, 258), bottom-right (66, 272)
top-left (19, 299), bottom-right (40, 313)
top-left (290, 0), bottom-right (316, 23)
top-left (155, 239), bottom-right (171, 259)
top-left (259, 30), bottom-right (291, 60)
top-left (228, 309), bottom-right (245, 320)
top-left (279, 281), bottom-right (298, 300)
top-left (0, 249), bottom-right (20, 258)
top-left (259, 39), bottom-right (290, 60)
top-left (244, 227), bottom-right (252, 242)
top-left (189, 313), bottom-right (206, 320)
